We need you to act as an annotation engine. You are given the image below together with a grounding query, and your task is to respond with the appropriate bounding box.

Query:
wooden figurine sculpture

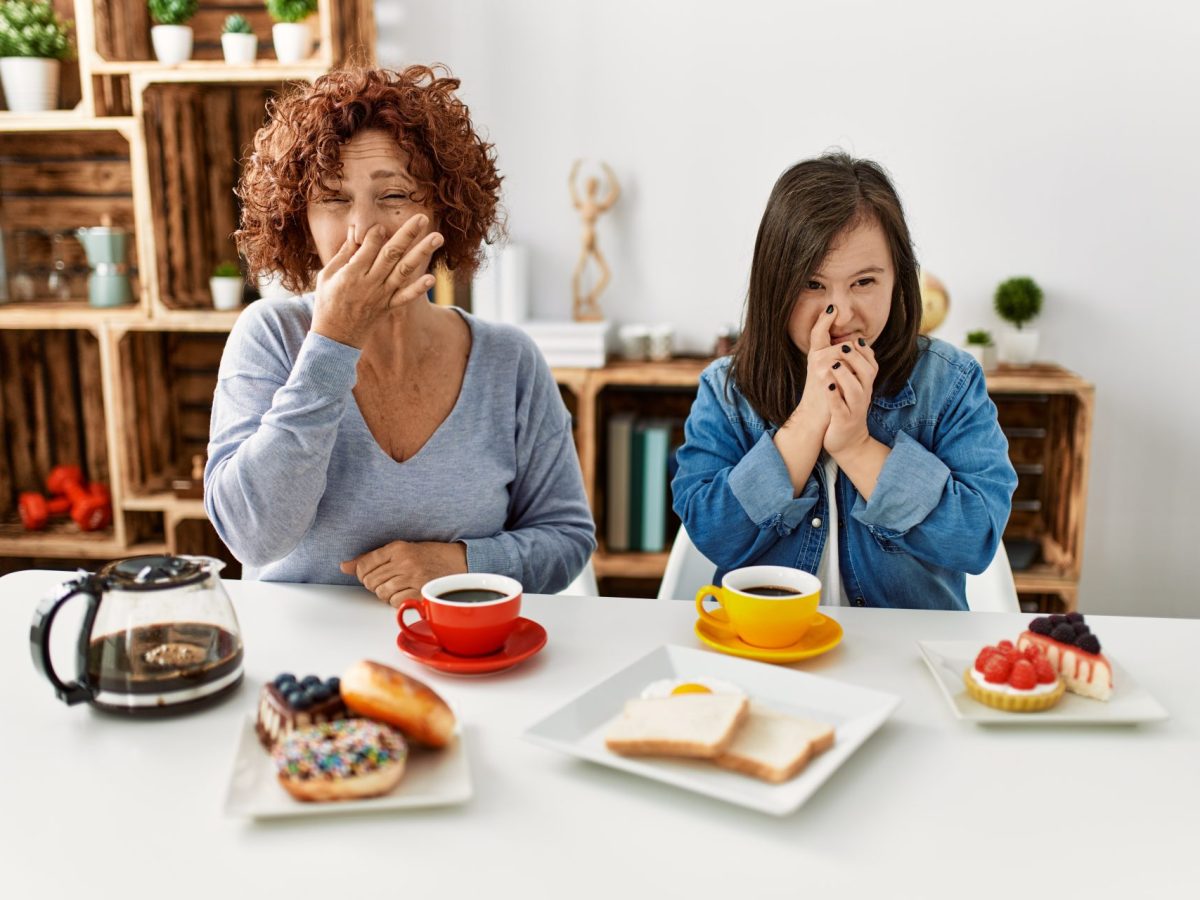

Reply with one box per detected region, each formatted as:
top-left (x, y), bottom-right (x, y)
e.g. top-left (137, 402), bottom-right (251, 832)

top-left (569, 160), bottom-right (620, 321)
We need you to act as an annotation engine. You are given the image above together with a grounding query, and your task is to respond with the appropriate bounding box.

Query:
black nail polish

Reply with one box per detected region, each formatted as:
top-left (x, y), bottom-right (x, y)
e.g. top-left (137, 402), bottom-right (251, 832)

top-left (828, 383), bottom-right (836, 391)
top-left (858, 337), bottom-right (866, 347)
top-left (832, 362), bottom-right (841, 370)
top-left (842, 345), bottom-right (851, 353)
top-left (826, 305), bottom-right (834, 314)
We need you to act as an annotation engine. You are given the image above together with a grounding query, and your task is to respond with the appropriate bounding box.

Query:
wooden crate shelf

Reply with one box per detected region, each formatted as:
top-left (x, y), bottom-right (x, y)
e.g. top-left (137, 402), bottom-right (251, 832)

top-left (0, 0), bottom-right (374, 572)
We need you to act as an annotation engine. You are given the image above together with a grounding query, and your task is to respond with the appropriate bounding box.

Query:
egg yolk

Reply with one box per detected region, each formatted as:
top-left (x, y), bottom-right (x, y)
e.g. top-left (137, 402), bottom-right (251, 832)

top-left (670, 683), bottom-right (712, 696)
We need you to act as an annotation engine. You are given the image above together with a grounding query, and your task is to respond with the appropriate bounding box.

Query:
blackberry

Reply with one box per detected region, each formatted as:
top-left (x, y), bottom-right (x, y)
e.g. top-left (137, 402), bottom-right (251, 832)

top-left (1077, 634), bottom-right (1102, 654)
top-left (1049, 614), bottom-right (1067, 626)
top-left (1029, 617), bottom-right (1053, 635)
top-left (1051, 623), bottom-right (1078, 644)
top-left (1066, 612), bottom-right (1084, 624)
top-left (1073, 622), bottom-right (1091, 636)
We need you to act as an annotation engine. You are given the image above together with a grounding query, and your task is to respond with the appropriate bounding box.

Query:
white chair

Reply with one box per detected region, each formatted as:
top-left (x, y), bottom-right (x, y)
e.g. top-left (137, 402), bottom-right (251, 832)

top-left (559, 559), bottom-right (599, 596)
top-left (657, 526), bottom-right (716, 601)
top-left (964, 539), bottom-right (1020, 612)
top-left (657, 524), bottom-right (1020, 612)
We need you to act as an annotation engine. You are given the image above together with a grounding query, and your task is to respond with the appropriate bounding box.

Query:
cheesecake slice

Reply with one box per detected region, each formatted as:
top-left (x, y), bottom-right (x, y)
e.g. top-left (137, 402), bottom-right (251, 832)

top-left (1017, 614), bottom-right (1113, 701)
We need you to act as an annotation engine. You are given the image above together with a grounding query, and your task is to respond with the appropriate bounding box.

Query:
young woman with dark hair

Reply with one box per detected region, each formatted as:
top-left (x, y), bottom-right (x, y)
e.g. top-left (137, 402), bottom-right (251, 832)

top-left (672, 153), bottom-right (1016, 610)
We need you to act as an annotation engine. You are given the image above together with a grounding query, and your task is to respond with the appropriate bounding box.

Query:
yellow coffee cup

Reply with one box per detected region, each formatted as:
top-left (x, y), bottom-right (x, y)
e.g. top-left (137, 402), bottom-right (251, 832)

top-left (695, 566), bottom-right (823, 649)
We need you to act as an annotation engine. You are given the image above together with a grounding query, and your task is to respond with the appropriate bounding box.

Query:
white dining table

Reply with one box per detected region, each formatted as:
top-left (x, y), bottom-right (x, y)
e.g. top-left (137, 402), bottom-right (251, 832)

top-left (2, 568), bottom-right (1197, 899)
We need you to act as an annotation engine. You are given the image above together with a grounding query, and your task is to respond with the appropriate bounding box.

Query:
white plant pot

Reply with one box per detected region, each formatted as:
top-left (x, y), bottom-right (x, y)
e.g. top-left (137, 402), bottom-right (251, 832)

top-left (151, 25), bottom-right (194, 66)
top-left (220, 32), bottom-right (258, 65)
top-left (1000, 328), bottom-right (1039, 365)
top-left (272, 22), bottom-right (313, 64)
top-left (964, 344), bottom-right (998, 372)
top-left (210, 276), bottom-right (244, 311)
top-left (0, 57), bottom-right (60, 113)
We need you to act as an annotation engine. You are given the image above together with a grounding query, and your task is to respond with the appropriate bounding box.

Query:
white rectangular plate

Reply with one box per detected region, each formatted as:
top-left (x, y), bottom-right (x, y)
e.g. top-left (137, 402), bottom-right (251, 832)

top-left (918, 640), bottom-right (1169, 725)
top-left (522, 644), bottom-right (900, 816)
top-left (223, 716), bottom-right (472, 819)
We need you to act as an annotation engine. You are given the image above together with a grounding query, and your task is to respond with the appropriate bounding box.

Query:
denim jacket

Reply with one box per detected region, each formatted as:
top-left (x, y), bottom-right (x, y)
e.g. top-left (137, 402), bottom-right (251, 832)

top-left (671, 337), bottom-right (1017, 610)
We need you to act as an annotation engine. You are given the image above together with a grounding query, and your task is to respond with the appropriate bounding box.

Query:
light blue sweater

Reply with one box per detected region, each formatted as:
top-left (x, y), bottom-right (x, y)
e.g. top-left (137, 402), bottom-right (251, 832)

top-left (204, 296), bottom-right (595, 593)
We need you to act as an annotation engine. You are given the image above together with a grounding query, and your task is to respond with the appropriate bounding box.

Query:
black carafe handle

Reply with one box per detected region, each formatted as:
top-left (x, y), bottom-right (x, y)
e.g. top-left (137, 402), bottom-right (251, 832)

top-left (29, 574), bottom-right (103, 705)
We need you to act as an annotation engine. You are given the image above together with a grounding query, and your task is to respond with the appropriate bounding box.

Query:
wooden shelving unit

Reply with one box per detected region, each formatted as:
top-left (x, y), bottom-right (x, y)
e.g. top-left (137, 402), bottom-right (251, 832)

top-left (555, 359), bottom-right (1093, 610)
top-left (0, 1), bottom-right (375, 578)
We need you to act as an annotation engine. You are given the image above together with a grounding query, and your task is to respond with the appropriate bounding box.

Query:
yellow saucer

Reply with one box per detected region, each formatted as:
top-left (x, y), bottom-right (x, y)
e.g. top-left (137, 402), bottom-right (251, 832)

top-left (694, 612), bottom-right (844, 663)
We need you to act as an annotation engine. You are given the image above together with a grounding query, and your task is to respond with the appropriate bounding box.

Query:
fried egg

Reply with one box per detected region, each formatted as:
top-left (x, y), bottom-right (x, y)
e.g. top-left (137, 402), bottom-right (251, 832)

top-left (640, 678), bottom-right (745, 699)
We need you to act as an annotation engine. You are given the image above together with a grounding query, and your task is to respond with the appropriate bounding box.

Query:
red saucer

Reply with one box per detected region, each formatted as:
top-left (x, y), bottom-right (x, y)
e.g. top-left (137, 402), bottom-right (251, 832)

top-left (395, 617), bottom-right (547, 675)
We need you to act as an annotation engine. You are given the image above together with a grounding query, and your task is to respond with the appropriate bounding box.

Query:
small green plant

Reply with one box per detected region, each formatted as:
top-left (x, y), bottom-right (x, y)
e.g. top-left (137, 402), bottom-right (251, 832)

top-left (0, 1), bottom-right (73, 60)
top-left (148, 0), bottom-right (199, 27)
top-left (994, 276), bottom-right (1043, 330)
top-left (266, 0), bottom-right (317, 24)
top-left (966, 329), bottom-right (993, 346)
top-left (212, 260), bottom-right (242, 278)
top-left (223, 14), bottom-right (252, 35)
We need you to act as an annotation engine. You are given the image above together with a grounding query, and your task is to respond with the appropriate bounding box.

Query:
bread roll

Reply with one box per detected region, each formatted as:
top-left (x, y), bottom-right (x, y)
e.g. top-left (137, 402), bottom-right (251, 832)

top-left (340, 660), bottom-right (456, 748)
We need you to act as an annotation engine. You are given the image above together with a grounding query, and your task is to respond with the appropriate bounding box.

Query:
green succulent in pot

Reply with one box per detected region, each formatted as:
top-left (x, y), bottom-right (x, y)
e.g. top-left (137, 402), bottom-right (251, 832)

top-left (965, 330), bottom-right (993, 347)
top-left (223, 14), bottom-right (253, 35)
top-left (266, 0), bottom-right (317, 24)
top-left (994, 276), bottom-right (1043, 330)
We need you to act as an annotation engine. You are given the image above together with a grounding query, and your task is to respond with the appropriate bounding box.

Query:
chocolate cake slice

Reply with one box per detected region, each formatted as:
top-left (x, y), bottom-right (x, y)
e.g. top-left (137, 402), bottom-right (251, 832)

top-left (256, 672), bottom-right (347, 749)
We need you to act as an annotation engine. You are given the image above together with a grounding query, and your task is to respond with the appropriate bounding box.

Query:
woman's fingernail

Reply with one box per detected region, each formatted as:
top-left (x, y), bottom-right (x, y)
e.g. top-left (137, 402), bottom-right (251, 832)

top-left (858, 337), bottom-right (866, 347)
top-left (832, 362), bottom-right (841, 370)
top-left (828, 383), bottom-right (836, 391)
top-left (431, 235), bottom-right (444, 248)
top-left (826, 305), bottom-right (834, 315)
top-left (842, 345), bottom-right (851, 353)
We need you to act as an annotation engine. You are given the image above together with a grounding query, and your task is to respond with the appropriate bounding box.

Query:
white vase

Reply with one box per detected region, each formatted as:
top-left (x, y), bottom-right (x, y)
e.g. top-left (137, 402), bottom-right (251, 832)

top-left (964, 344), bottom-right (986, 367)
top-left (220, 32), bottom-right (258, 65)
top-left (210, 276), bottom-right (244, 311)
top-left (1000, 328), bottom-right (1039, 365)
top-left (0, 57), bottom-right (60, 113)
top-left (151, 25), bottom-right (194, 66)
top-left (272, 22), bottom-right (313, 64)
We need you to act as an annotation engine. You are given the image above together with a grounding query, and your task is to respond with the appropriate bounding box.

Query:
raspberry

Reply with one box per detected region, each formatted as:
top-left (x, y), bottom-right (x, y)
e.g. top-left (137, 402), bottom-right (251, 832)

top-left (1051, 623), bottom-right (1077, 644)
top-left (1029, 617), bottom-right (1053, 635)
top-left (983, 655), bottom-right (1012, 684)
top-left (998, 639), bottom-right (1014, 650)
top-left (1021, 644), bottom-right (1041, 662)
top-left (1034, 656), bottom-right (1056, 684)
top-left (1077, 634), bottom-right (1102, 655)
top-left (1066, 612), bottom-right (1084, 624)
top-left (1009, 659), bottom-right (1037, 690)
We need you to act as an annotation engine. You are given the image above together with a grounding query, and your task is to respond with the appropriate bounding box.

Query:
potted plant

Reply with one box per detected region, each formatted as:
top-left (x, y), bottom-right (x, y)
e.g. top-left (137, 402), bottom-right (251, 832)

top-left (0, 0), bottom-right (72, 113)
top-left (148, 0), bottom-right (198, 66)
top-left (267, 0), bottom-right (317, 64)
top-left (210, 260), bottom-right (244, 310)
top-left (964, 329), bottom-right (996, 371)
top-left (220, 14), bottom-right (257, 65)
top-left (994, 276), bottom-right (1043, 364)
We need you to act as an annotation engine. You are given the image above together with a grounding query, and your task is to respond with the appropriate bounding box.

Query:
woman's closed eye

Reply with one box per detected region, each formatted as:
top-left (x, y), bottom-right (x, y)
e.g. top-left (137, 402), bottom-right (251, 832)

top-left (854, 277), bottom-right (876, 287)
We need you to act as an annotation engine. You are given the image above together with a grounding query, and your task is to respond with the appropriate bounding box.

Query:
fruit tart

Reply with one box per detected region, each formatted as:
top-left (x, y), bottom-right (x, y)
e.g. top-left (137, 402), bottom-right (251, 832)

top-left (963, 640), bottom-right (1065, 712)
top-left (1018, 614), bottom-right (1113, 701)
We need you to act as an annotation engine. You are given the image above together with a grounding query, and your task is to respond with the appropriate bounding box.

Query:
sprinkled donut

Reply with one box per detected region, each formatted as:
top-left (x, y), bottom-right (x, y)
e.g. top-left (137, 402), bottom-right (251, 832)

top-left (272, 718), bottom-right (408, 802)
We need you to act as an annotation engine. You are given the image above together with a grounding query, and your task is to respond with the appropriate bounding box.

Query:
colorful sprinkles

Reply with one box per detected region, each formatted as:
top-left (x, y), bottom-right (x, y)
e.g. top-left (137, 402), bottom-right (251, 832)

top-left (272, 718), bottom-right (407, 781)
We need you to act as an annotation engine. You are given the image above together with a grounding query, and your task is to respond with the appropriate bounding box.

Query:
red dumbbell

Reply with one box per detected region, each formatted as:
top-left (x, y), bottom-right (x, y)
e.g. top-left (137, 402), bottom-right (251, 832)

top-left (45, 465), bottom-right (112, 532)
top-left (18, 491), bottom-right (70, 531)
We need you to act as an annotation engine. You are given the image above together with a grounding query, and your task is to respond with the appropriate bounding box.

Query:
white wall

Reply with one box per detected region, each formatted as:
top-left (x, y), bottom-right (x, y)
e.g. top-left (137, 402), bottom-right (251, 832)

top-left (380, 0), bottom-right (1200, 618)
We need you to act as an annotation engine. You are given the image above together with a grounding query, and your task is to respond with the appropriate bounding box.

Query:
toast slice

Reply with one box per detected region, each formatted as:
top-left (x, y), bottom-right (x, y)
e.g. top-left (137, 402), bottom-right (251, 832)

top-left (605, 694), bottom-right (749, 758)
top-left (715, 704), bottom-right (836, 783)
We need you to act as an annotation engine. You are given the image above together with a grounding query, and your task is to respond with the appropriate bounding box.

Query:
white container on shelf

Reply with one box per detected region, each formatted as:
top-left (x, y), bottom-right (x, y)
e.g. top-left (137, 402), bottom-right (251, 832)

top-left (150, 25), bottom-right (194, 66)
top-left (0, 57), bottom-right (59, 113)
top-left (220, 32), bottom-right (258, 65)
top-left (210, 276), bottom-right (244, 311)
top-left (272, 22), bottom-right (313, 64)
top-left (1000, 328), bottom-right (1039, 365)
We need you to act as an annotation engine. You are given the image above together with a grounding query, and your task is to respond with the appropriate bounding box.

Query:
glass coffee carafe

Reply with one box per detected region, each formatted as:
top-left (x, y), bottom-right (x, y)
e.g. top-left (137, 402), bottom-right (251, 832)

top-left (30, 555), bottom-right (244, 716)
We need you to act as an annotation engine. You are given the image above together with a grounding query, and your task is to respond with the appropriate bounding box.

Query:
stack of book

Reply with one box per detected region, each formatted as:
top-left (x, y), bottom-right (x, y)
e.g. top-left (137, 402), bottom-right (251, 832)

top-left (605, 414), bottom-right (685, 553)
top-left (519, 320), bottom-right (610, 369)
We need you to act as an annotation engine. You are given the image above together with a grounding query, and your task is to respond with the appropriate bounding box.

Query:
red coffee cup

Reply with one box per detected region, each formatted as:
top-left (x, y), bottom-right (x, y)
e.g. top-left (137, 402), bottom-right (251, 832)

top-left (396, 574), bottom-right (522, 657)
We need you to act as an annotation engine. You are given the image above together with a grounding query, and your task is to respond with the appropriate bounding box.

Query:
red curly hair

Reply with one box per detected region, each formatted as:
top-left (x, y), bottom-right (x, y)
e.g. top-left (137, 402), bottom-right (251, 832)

top-left (236, 65), bottom-right (504, 293)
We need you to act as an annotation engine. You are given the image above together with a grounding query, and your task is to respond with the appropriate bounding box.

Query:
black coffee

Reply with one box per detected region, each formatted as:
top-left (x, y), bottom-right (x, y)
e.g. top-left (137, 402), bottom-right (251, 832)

top-left (743, 585), bottom-right (801, 597)
top-left (437, 589), bottom-right (508, 604)
top-left (86, 622), bottom-right (243, 716)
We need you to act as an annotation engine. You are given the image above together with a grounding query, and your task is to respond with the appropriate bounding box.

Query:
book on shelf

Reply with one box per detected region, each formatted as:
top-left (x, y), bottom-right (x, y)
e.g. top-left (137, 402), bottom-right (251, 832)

top-left (606, 413), bottom-right (635, 552)
top-left (608, 415), bottom-right (677, 554)
top-left (636, 420), bottom-right (671, 553)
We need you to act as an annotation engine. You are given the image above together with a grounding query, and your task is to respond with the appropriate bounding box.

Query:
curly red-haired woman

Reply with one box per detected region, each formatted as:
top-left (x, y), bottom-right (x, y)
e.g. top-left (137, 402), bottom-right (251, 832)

top-left (205, 66), bottom-right (595, 603)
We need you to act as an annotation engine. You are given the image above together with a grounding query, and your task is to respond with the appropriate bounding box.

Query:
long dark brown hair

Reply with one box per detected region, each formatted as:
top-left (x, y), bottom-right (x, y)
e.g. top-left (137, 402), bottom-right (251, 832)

top-left (729, 152), bottom-right (922, 427)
